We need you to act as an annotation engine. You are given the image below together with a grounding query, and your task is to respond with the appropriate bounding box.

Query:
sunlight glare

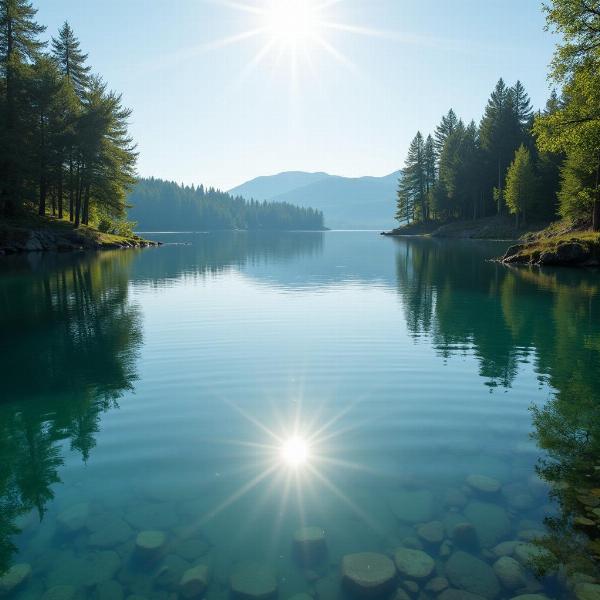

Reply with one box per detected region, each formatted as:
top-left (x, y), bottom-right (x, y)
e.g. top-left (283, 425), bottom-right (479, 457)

top-left (263, 0), bottom-right (320, 44)
top-left (281, 435), bottom-right (310, 467)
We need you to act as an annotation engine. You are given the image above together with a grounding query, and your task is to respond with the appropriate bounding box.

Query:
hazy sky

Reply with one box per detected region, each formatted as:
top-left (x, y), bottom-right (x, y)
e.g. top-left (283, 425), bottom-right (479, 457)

top-left (38, 1), bottom-right (557, 191)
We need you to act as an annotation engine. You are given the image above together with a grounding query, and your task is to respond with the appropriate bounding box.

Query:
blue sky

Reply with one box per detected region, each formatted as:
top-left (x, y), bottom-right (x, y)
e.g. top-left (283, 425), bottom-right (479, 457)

top-left (37, 1), bottom-right (557, 191)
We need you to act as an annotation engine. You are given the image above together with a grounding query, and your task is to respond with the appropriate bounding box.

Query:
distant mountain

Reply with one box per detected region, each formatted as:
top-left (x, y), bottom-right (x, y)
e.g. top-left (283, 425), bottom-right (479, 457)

top-left (229, 171), bottom-right (400, 230)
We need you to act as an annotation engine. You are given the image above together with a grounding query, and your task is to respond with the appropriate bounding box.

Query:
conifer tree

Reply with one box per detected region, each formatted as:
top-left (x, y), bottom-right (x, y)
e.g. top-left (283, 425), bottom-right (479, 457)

top-left (0, 0), bottom-right (45, 214)
top-left (434, 109), bottom-right (458, 159)
top-left (505, 145), bottom-right (538, 226)
top-left (51, 21), bottom-right (90, 96)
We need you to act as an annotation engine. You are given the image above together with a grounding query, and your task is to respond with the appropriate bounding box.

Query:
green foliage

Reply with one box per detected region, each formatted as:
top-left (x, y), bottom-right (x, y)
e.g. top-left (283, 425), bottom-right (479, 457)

top-left (535, 0), bottom-right (600, 228)
top-left (0, 2), bottom-right (137, 225)
top-left (505, 145), bottom-right (539, 225)
top-left (128, 178), bottom-right (325, 231)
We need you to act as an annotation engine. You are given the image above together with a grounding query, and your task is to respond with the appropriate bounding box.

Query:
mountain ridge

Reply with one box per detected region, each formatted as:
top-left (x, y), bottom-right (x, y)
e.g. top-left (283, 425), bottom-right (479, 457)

top-left (229, 170), bottom-right (400, 230)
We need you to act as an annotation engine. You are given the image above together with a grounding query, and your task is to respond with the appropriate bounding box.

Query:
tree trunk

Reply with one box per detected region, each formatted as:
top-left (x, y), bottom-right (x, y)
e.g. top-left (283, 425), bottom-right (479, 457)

top-left (83, 184), bottom-right (91, 225)
top-left (69, 153), bottom-right (74, 222)
top-left (74, 162), bottom-right (82, 227)
top-left (594, 154), bottom-right (600, 232)
top-left (38, 113), bottom-right (46, 216)
top-left (58, 171), bottom-right (63, 219)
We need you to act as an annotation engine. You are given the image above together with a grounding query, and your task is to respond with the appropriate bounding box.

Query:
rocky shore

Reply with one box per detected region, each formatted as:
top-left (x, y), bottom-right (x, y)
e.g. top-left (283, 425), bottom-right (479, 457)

top-left (500, 236), bottom-right (600, 267)
top-left (0, 220), bottom-right (159, 256)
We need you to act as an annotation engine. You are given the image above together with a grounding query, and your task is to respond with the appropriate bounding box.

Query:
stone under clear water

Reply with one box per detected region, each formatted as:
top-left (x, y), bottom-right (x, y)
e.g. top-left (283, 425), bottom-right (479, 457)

top-left (0, 231), bottom-right (599, 599)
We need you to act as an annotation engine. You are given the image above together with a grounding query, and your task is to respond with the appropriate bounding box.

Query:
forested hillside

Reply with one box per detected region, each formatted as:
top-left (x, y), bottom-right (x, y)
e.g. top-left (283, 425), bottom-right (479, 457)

top-left (128, 178), bottom-right (325, 231)
top-left (0, 2), bottom-right (136, 233)
top-left (397, 0), bottom-right (600, 232)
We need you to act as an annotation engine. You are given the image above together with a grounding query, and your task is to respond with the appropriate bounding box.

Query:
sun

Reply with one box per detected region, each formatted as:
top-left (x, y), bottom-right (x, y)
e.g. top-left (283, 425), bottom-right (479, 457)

top-left (281, 435), bottom-right (310, 467)
top-left (263, 0), bottom-right (321, 45)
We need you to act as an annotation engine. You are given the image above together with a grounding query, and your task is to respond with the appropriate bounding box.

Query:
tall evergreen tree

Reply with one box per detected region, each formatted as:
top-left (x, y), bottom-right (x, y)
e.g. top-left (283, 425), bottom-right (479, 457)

top-left (51, 21), bottom-right (89, 96)
top-left (434, 109), bottom-right (458, 159)
top-left (505, 145), bottom-right (538, 226)
top-left (0, 0), bottom-right (45, 215)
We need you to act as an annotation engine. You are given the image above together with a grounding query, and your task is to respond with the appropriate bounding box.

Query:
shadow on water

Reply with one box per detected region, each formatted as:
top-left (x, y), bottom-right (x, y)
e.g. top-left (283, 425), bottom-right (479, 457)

top-left (0, 251), bottom-right (143, 576)
top-left (394, 236), bottom-right (600, 580)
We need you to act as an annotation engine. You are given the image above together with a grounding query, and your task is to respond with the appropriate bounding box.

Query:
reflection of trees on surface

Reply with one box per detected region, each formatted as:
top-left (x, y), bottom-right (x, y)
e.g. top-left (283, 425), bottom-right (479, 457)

top-left (395, 237), bottom-right (600, 577)
top-left (0, 251), bottom-right (143, 575)
top-left (132, 231), bottom-right (324, 284)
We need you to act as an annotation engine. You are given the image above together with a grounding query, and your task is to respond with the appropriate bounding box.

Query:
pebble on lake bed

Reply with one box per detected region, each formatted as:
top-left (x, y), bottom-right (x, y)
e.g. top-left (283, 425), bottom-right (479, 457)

top-left (0, 563), bottom-right (31, 596)
top-left (292, 526), bottom-right (327, 566)
top-left (466, 474), bottom-right (501, 495)
top-left (341, 552), bottom-right (396, 597)
top-left (179, 564), bottom-right (210, 599)
top-left (230, 562), bottom-right (278, 600)
top-left (416, 520), bottom-right (445, 544)
top-left (446, 551), bottom-right (501, 599)
top-left (393, 547), bottom-right (434, 580)
top-left (492, 556), bottom-right (527, 590)
top-left (134, 530), bottom-right (167, 562)
top-left (57, 502), bottom-right (90, 534)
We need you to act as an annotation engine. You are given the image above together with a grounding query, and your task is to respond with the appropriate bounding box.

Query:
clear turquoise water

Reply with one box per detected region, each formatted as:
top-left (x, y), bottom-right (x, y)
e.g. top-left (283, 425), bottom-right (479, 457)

top-left (0, 232), bottom-right (599, 599)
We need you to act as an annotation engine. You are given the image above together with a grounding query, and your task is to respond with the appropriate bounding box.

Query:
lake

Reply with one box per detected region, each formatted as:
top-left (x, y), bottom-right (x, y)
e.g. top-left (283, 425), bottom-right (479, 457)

top-left (0, 231), bottom-right (599, 600)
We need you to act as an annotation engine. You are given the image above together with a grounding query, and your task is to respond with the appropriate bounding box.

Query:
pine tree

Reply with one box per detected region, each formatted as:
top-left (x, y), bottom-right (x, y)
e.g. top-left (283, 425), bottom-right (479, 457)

top-left (434, 109), bottom-right (458, 159)
top-left (401, 132), bottom-right (428, 221)
top-left (505, 145), bottom-right (538, 227)
top-left (51, 21), bottom-right (90, 96)
top-left (479, 78), bottom-right (521, 214)
top-left (510, 80), bottom-right (533, 130)
top-left (0, 0), bottom-right (46, 214)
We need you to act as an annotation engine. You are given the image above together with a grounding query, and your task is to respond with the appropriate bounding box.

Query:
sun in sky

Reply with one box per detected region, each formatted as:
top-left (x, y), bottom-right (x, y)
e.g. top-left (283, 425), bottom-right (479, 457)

top-left (213, 0), bottom-right (379, 80)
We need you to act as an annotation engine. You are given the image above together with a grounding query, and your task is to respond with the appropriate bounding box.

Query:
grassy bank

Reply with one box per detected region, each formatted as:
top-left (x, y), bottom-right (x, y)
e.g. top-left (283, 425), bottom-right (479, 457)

top-left (0, 214), bottom-right (158, 256)
top-left (500, 219), bottom-right (600, 267)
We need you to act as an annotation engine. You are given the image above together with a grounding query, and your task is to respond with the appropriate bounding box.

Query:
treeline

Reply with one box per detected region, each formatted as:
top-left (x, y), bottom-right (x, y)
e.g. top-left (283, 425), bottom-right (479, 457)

top-left (128, 178), bottom-right (325, 231)
top-left (397, 0), bottom-right (600, 231)
top-left (0, 1), bottom-right (136, 230)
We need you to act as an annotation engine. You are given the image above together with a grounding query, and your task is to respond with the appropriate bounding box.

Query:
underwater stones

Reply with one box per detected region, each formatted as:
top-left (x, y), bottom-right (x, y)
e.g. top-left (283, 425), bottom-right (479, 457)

top-left (230, 562), bottom-right (277, 600)
top-left (180, 564), bottom-right (211, 599)
top-left (574, 583), bottom-right (600, 600)
top-left (135, 530), bottom-right (167, 562)
top-left (57, 502), bottom-right (90, 534)
top-left (388, 490), bottom-right (435, 524)
top-left (416, 521), bottom-right (444, 545)
top-left (438, 592), bottom-right (487, 600)
top-left (492, 556), bottom-right (527, 590)
top-left (155, 554), bottom-right (191, 587)
top-left (502, 484), bottom-right (535, 511)
top-left (41, 586), bottom-right (77, 600)
top-left (425, 577), bottom-right (449, 593)
top-left (508, 595), bottom-right (551, 600)
top-left (314, 575), bottom-right (339, 599)
top-left (466, 475), bottom-right (501, 495)
top-left (288, 594), bottom-right (313, 600)
top-left (393, 548), bottom-right (434, 580)
top-left (451, 523), bottom-right (479, 552)
top-left (96, 579), bottom-right (124, 600)
top-left (492, 540), bottom-right (520, 558)
top-left (464, 501), bottom-right (510, 548)
top-left (87, 514), bottom-right (133, 548)
top-left (341, 552), bottom-right (396, 597)
top-left (513, 542), bottom-right (552, 567)
top-left (0, 563), bottom-right (31, 596)
top-left (293, 526), bottom-right (327, 566)
top-left (446, 551), bottom-right (500, 599)
top-left (46, 550), bottom-right (120, 589)
top-left (174, 538), bottom-right (210, 561)
top-left (124, 503), bottom-right (178, 531)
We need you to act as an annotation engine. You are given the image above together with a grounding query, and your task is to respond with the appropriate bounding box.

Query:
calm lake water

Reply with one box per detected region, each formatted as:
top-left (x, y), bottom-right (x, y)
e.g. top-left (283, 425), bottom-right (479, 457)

top-left (1, 232), bottom-right (599, 600)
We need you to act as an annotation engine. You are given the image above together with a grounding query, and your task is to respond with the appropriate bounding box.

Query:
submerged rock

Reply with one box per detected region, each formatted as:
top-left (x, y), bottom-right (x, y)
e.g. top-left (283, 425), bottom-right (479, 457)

top-left (87, 514), bottom-right (133, 548)
top-left (393, 547), bottom-right (434, 580)
top-left (574, 583), bottom-right (600, 600)
top-left (451, 523), bottom-right (479, 552)
top-left (293, 526), bottom-right (327, 566)
top-left (341, 552), bottom-right (396, 597)
top-left (180, 564), bottom-right (211, 599)
top-left (135, 530), bottom-right (167, 562)
top-left (508, 595), bottom-right (551, 600)
top-left (464, 501), bottom-right (511, 548)
top-left (466, 475), bottom-right (501, 495)
top-left (493, 556), bottom-right (526, 590)
top-left (0, 563), bottom-right (31, 596)
top-left (492, 540), bottom-right (519, 558)
top-left (513, 542), bottom-right (553, 566)
top-left (173, 538), bottom-right (210, 561)
top-left (96, 579), bottom-right (124, 600)
top-left (230, 562), bottom-right (277, 600)
top-left (388, 490), bottom-right (435, 524)
top-left (438, 590), bottom-right (487, 600)
top-left (426, 577), bottom-right (449, 593)
top-left (416, 521), bottom-right (444, 544)
top-left (41, 586), bottom-right (77, 600)
top-left (57, 502), bottom-right (90, 534)
top-left (446, 551), bottom-right (500, 599)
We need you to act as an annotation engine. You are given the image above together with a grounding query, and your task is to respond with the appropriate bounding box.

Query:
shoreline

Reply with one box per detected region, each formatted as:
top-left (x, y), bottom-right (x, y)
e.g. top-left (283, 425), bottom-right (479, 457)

top-left (0, 219), bottom-right (160, 257)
